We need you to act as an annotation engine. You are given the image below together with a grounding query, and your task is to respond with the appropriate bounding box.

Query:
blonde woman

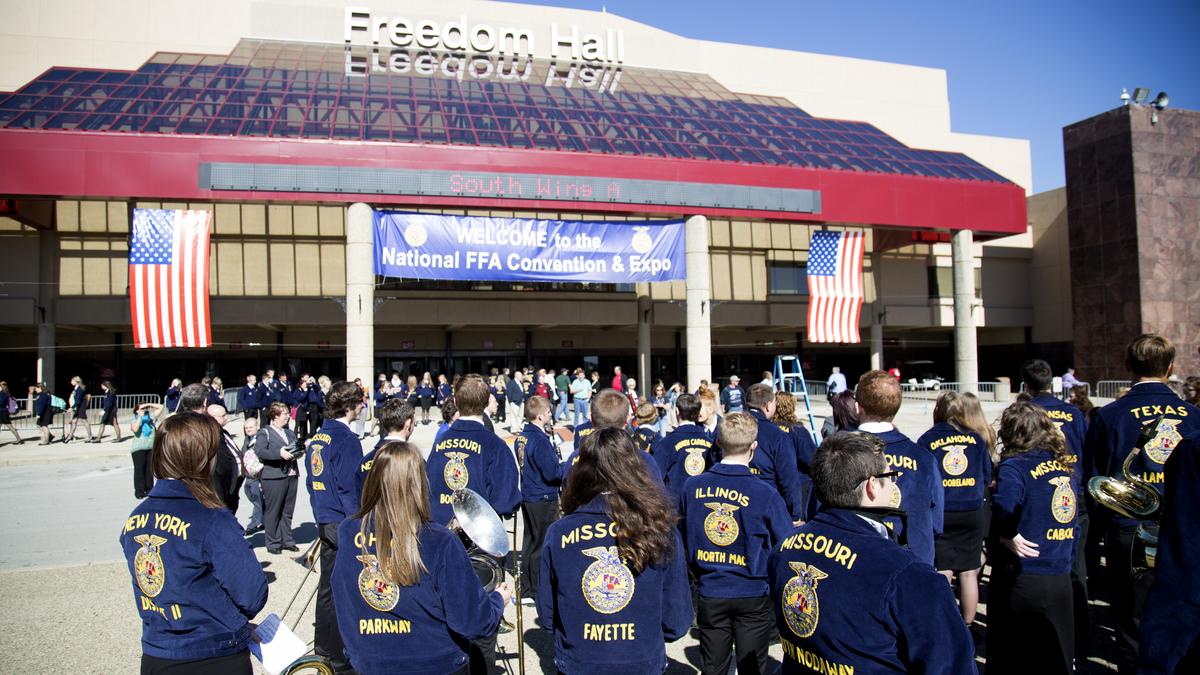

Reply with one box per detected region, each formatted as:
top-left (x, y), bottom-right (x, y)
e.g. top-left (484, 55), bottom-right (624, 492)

top-left (960, 392), bottom-right (999, 465)
top-left (65, 376), bottom-right (94, 443)
top-left (332, 442), bottom-right (512, 673)
top-left (417, 371), bottom-right (435, 425)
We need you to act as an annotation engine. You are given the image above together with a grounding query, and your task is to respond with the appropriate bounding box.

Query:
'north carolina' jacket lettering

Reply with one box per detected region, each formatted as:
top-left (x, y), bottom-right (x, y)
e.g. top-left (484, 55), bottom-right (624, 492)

top-left (653, 423), bottom-right (716, 502)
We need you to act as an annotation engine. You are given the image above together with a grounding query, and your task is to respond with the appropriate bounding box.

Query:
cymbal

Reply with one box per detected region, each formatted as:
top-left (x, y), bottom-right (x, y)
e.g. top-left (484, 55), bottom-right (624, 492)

top-left (451, 488), bottom-right (510, 558)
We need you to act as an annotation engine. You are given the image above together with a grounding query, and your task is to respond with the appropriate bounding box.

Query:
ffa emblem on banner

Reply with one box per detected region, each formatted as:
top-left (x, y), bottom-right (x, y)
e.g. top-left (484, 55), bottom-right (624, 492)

top-left (1144, 418), bottom-right (1183, 465)
top-left (310, 446), bottom-right (324, 477)
top-left (941, 446), bottom-right (969, 477)
top-left (782, 562), bottom-right (828, 638)
top-left (357, 554), bottom-right (400, 612)
top-left (581, 546), bottom-right (635, 614)
top-left (1050, 476), bottom-right (1076, 524)
top-left (444, 452), bottom-right (470, 490)
top-left (133, 534), bottom-right (168, 597)
top-left (684, 448), bottom-right (707, 476)
top-left (889, 475), bottom-right (904, 509)
top-left (703, 502), bottom-right (740, 547)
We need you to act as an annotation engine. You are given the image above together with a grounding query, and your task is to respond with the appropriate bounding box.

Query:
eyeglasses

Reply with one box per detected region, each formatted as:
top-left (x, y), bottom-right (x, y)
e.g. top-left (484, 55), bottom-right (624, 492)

top-left (857, 469), bottom-right (900, 490)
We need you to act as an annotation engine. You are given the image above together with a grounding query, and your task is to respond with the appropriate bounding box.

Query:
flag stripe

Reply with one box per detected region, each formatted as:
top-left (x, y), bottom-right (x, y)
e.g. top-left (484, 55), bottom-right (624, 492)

top-left (806, 230), bottom-right (864, 344)
top-left (129, 208), bottom-right (211, 350)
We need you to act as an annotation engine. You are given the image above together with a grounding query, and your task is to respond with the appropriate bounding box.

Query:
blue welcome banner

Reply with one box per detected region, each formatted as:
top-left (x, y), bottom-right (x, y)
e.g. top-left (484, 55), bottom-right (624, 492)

top-left (373, 211), bottom-right (686, 283)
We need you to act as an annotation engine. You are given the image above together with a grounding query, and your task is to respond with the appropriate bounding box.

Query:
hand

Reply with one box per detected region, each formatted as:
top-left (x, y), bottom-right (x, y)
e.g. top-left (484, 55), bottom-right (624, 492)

top-left (792, 519), bottom-right (805, 528)
top-left (494, 581), bottom-right (514, 607)
top-left (1001, 534), bottom-right (1040, 558)
top-left (280, 449), bottom-right (293, 461)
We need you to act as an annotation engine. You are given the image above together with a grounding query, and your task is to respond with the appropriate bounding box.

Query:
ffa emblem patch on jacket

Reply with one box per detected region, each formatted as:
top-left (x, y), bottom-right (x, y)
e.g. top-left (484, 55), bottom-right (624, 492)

top-left (444, 452), bottom-right (470, 490)
top-left (1050, 476), bottom-right (1076, 524)
top-left (310, 446), bottom-right (324, 476)
top-left (357, 554), bottom-right (400, 612)
top-left (703, 502), bottom-right (740, 547)
top-left (684, 448), bottom-right (707, 476)
top-left (889, 475), bottom-right (903, 509)
top-left (782, 562), bottom-right (827, 638)
top-left (941, 445), bottom-right (969, 476)
top-left (1144, 418), bottom-right (1182, 465)
top-left (581, 546), bottom-right (635, 614)
top-left (133, 534), bottom-right (168, 597)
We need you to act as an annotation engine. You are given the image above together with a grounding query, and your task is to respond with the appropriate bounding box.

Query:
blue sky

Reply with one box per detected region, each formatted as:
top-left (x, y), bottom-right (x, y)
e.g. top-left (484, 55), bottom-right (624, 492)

top-left (517, 0), bottom-right (1200, 193)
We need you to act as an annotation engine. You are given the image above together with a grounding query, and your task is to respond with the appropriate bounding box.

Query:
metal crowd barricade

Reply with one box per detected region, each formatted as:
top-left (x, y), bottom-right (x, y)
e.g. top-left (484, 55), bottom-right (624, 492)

top-left (804, 380), bottom-right (828, 398)
top-left (9, 393), bottom-right (163, 432)
top-left (1096, 380), bottom-right (1132, 399)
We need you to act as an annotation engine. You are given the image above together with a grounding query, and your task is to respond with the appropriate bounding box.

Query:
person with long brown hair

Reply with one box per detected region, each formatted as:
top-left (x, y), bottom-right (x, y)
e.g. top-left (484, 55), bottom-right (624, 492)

top-left (958, 392), bottom-right (998, 464)
top-left (986, 401), bottom-right (1078, 675)
top-left (119, 412), bottom-right (267, 675)
top-left (332, 441), bottom-right (512, 674)
top-left (537, 427), bottom-right (692, 674)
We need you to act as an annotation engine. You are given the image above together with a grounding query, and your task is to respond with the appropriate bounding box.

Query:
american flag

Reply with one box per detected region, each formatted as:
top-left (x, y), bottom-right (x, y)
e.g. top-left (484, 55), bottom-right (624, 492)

top-left (129, 208), bottom-right (212, 349)
top-left (806, 230), bottom-right (865, 343)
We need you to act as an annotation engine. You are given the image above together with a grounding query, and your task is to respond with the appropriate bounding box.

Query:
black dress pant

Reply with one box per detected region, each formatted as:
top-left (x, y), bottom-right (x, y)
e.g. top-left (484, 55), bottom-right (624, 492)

top-left (1071, 510), bottom-right (1090, 664)
top-left (261, 476), bottom-right (297, 550)
top-left (306, 404), bottom-right (321, 439)
top-left (131, 449), bottom-right (154, 498)
top-left (316, 521), bottom-right (351, 673)
top-left (520, 498), bottom-right (559, 598)
top-left (696, 594), bottom-right (775, 675)
top-left (295, 409), bottom-right (310, 445)
top-left (141, 651), bottom-right (252, 675)
top-left (1107, 522), bottom-right (1156, 674)
top-left (987, 571), bottom-right (1074, 675)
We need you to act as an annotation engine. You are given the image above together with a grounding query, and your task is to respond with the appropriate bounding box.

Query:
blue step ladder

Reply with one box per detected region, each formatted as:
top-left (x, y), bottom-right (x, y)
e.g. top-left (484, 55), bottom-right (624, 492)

top-left (774, 355), bottom-right (819, 443)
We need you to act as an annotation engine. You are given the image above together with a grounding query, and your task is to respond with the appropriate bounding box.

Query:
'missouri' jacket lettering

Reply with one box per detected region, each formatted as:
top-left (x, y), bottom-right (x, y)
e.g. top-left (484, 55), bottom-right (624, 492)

top-left (425, 418), bottom-right (520, 524)
top-left (990, 448), bottom-right (1078, 576)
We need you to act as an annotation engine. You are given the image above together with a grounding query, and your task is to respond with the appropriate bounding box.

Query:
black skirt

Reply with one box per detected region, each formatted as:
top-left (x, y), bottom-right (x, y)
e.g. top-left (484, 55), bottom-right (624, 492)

top-left (141, 651), bottom-right (252, 675)
top-left (0, 408), bottom-right (10, 424)
top-left (935, 507), bottom-right (985, 572)
top-left (101, 409), bottom-right (116, 425)
top-left (420, 395), bottom-right (433, 411)
top-left (73, 406), bottom-right (88, 420)
top-left (37, 408), bottom-right (55, 426)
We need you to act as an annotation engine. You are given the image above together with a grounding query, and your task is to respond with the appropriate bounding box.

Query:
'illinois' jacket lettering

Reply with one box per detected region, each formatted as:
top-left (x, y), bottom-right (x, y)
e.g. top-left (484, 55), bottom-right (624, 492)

top-left (863, 428), bottom-right (944, 565)
top-left (917, 422), bottom-right (991, 512)
top-left (306, 418), bottom-right (363, 524)
top-left (990, 449), bottom-right (1077, 576)
top-left (425, 419), bottom-right (520, 524)
top-left (654, 423), bottom-right (716, 503)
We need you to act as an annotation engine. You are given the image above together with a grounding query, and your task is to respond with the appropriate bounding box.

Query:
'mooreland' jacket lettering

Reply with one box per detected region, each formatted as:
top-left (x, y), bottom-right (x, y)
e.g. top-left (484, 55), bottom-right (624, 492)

top-left (119, 479), bottom-right (268, 660)
top-left (768, 508), bottom-right (974, 674)
top-left (680, 463), bottom-right (793, 598)
top-left (425, 418), bottom-right (520, 524)
top-left (1031, 392), bottom-right (1089, 497)
top-left (518, 421), bottom-right (567, 502)
top-left (306, 418), bottom-right (363, 524)
top-left (1086, 382), bottom-right (1200, 527)
top-left (863, 428), bottom-right (944, 565)
top-left (747, 409), bottom-right (807, 522)
top-left (331, 517), bottom-right (505, 674)
top-left (916, 422), bottom-right (992, 512)
top-left (537, 495), bottom-right (692, 675)
top-left (990, 449), bottom-right (1077, 576)
top-left (653, 423), bottom-right (716, 503)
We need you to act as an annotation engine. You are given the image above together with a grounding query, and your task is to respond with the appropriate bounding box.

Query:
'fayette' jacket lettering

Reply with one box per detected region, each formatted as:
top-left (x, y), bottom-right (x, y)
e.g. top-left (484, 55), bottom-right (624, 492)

top-left (519, 422), bottom-right (566, 502)
top-left (990, 449), bottom-right (1077, 576)
top-left (680, 463), bottom-right (793, 598)
top-left (864, 428), bottom-right (944, 566)
top-left (537, 495), bottom-right (692, 675)
top-left (916, 422), bottom-right (992, 512)
top-left (425, 419), bottom-right (520, 524)
top-left (747, 409), bottom-right (807, 522)
top-left (654, 423), bottom-right (716, 503)
top-left (305, 418), bottom-right (363, 524)
top-left (332, 518), bottom-right (505, 674)
top-left (119, 479), bottom-right (268, 661)
top-left (1086, 382), bottom-right (1199, 527)
top-left (768, 509), bottom-right (974, 674)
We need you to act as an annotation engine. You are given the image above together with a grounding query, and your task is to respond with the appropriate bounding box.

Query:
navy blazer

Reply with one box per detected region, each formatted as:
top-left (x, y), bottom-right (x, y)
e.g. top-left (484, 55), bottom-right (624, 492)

top-left (680, 463), bottom-right (793, 598)
top-left (653, 423), bottom-right (716, 503)
top-left (436, 383), bottom-right (452, 405)
top-left (916, 422), bottom-right (991, 512)
top-left (768, 508), bottom-right (974, 674)
top-left (1031, 392), bottom-right (1089, 496)
top-left (102, 391), bottom-right (118, 413)
top-left (747, 409), bottom-right (807, 522)
top-left (864, 428), bottom-right (944, 566)
top-left (164, 386), bottom-right (181, 412)
top-left (34, 391), bottom-right (51, 415)
top-left (119, 479), bottom-right (268, 660)
top-left (537, 495), bottom-right (692, 675)
top-left (990, 449), bottom-right (1077, 576)
top-left (425, 419), bottom-right (520, 524)
top-left (518, 422), bottom-right (566, 502)
top-left (306, 418), bottom-right (363, 524)
top-left (237, 385), bottom-right (259, 411)
top-left (332, 517), bottom-right (505, 674)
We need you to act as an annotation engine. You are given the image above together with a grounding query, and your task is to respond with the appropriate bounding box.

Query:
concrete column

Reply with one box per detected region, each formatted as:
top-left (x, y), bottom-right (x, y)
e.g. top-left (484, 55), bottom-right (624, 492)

top-left (951, 229), bottom-right (979, 393)
top-left (345, 203), bottom-right (375, 386)
top-left (685, 215), bottom-right (712, 388)
top-left (869, 252), bottom-right (884, 371)
top-left (36, 227), bottom-right (58, 387)
top-left (636, 292), bottom-right (652, 398)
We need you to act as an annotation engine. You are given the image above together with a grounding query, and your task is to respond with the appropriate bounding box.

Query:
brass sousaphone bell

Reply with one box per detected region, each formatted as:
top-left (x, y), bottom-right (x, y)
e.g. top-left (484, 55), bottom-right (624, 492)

top-left (1088, 415), bottom-right (1163, 574)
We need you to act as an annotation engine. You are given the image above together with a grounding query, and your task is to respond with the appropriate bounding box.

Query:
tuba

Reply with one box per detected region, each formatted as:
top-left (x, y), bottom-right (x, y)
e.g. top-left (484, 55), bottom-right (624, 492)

top-left (282, 655), bottom-right (335, 675)
top-left (1088, 415), bottom-right (1162, 573)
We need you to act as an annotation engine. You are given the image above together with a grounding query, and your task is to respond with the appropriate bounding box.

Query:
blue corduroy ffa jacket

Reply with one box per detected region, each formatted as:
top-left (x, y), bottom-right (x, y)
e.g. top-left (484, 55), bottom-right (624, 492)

top-left (768, 508), bottom-right (974, 675)
top-left (653, 423), bottom-right (716, 503)
top-left (425, 418), bottom-right (520, 524)
top-left (519, 422), bottom-right (566, 502)
top-left (990, 449), bottom-right (1077, 576)
top-left (916, 421), bottom-right (992, 512)
top-left (747, 409), bottom-right (807, 522)
top-left (537, 495), bottom-right (692, 675)
top-left (863, 427), bottom-right (944, 566)
top-left (306, 418), bottom-right (363, 524)
top-left (119, 479), bottom-right (268, 660)
top-left (680, 462), bottom-right (793, 598)
top-left (332, 517), bottom-right (505, 674)
top-left (1032, 392), bottom-right (1089, 496)
top-left (237, 385), bottom-right (259, 411)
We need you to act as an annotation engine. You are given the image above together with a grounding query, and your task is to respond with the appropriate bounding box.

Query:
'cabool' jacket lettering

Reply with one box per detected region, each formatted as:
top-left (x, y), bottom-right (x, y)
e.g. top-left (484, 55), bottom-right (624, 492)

top-left (537, 495), bottom-right (692, 675)
top-left (747, 409), bottom-right (807, 522)
top-left (990, 448), bottom-right (1077, 576)
top-left (332, 517), bottom-right (505, 674)
top-left (654, 423), bottom-right (716, 503)
top-left (119, 479), bottom-right (268, 660)
top-left (680, 463), bottom-right (793, 598)
top-left (1087, 382), bottom-right (1200, 528)
top-left (863, 428), bottom-right (943, 565)
top-left (305, 418), bottom-right (363, 524)
top-left (916, 421), bottom-right (991, 512)
top-left (519, 421), bottom-right (567, 502)
top-left (425, 418), bottom-right (520, 524)
top-left (768, 508), bottom-right (973, 674)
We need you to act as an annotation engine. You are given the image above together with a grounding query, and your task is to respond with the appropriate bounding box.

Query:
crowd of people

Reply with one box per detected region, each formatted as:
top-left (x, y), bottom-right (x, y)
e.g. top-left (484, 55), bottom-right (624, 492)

top-left (59, 332), bottom-right (1200, 673)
